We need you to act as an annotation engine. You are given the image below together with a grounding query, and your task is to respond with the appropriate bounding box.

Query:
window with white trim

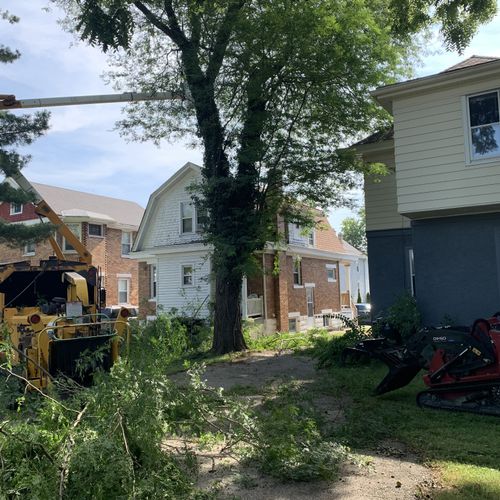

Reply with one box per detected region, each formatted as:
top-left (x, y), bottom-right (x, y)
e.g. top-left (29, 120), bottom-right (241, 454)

top-left (63, 223), bottom-right (82, 252)
top-left (293, 258), bottom-right (302, 286)
top-left (118, 278), bottom-right (130, 304)
top-left (467, 91), bottom-right (500, 161)
top-left (23, 241), bottom-right (36, 256)
top-left (308, 229), bottom-right (315, 247)
top-left (180, 202), bottom-right (194, 233)
top-left (88, 223), bottom-right (103, 237)
top-left (121, 231), bottom-right (132, 255)
top-left (196, 206), bottom-right (208, 232)
top-left (326, 263), bottom-right (337, 282)
top-left (150, 265), bottom-right (157, 299)
top-left (182, 265), bottom-right (193, 286)
top-left (10, 202), bottom-right (22, 215)
top-left (408, 248), bottom-right (416, 297)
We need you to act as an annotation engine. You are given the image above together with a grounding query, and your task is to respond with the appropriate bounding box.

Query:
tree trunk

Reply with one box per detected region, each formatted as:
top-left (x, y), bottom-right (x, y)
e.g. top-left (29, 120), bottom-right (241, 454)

top-left (212, 269), bottom-right (248, 354)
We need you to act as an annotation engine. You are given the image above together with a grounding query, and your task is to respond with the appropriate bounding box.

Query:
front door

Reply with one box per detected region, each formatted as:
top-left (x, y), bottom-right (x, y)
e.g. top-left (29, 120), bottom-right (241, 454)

top-left (306, 287), bottom-right (314, 318)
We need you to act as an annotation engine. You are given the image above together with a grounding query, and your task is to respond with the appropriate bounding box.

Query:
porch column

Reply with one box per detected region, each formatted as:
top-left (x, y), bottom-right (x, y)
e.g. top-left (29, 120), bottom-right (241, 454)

top-left (241, 275), bottom-right (248, 319)
top-left (275, 251), bottom-right (289, 331)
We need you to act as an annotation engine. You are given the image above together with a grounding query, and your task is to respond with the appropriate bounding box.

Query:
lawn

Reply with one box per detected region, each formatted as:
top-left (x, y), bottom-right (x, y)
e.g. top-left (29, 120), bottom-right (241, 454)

top-left (320, 362), bottom-right (500, 499)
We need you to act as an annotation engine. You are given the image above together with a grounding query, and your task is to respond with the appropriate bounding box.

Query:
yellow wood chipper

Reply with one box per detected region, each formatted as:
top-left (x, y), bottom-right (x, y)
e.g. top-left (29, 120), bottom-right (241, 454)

top-left (0, 173), bottom-right (131, 389)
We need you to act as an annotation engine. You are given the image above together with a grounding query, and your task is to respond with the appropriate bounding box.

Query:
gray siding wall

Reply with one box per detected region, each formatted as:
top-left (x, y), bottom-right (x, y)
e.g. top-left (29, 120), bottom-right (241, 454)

top-left (412, 213), bottom-right (500, 325)
top-left (366, 228), bottom-right (413, 318)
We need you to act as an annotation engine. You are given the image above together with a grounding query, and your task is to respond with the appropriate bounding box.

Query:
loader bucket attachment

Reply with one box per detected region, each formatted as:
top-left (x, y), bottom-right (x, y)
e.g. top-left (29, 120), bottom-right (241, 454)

top-left (375, 352), bottom-right (423, 395)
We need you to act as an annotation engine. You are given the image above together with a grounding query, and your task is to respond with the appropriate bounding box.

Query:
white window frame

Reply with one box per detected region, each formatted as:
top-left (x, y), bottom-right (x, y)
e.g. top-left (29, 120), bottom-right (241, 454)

top-left (150, 264), bottom-right (157, 299)
top-left (121, 231), bottom-right (133, 256)
top-left (293, 258), bottom-right (302, 286)
top-left (88, 223), bottom-right (104, 238)
top-left (23, 241), bottom-right (36, 256)
top-left (180, 202), bottom-right (194, 234)
top-left (181, 264), bottom-right (194, 287)
top-left (408, 248), bottom-right (416, 297)
top-left (326, 263), bottom-right (337, 282)
top-left (118, 278), bottom-right (130, 305)
top-left (63, 223), bottom-right (82, 253)
top-left (464, 89), bottom-right (500, 165)
top-left (308, 229), bottom-right (315, 247)
top-left (10, 202), bottom-right (23, 215)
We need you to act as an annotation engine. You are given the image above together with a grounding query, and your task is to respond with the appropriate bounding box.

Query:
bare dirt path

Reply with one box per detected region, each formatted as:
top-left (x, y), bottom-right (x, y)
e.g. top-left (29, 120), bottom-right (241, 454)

top-left (172, 351), bottom-right (437, 499)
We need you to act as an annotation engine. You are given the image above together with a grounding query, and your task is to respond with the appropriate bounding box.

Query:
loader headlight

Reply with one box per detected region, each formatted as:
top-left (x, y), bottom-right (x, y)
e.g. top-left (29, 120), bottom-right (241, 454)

top-left (120, 308), bottom-right (130, 318)
top-left (28, 314), bottom-right (41, 325)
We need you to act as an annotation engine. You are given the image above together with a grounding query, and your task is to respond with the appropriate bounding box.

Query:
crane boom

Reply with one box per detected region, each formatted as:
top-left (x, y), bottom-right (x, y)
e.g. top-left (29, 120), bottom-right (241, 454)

top-left (0, 91), bottom-right (182, 110)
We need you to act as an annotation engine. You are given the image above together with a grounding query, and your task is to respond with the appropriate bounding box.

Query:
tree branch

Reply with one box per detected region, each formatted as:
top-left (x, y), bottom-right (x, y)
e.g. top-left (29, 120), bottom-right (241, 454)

top-left (205, 0), bottom-right (246, 84)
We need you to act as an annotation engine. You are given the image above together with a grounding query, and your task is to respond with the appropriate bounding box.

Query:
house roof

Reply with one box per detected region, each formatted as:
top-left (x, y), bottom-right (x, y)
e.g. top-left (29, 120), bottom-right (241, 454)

top-left (340, 238), bottom-right (365, 257)
top-left (354, 127), bottom-right (394, 147)
top-left (32, 182), bottom-right (144, 229)
top-left (314, 215), bottom-right (351, 255)
top-left (133, 162), bottom-right (202, 251)
top-left (371, 55), bottom-right (500, 113)
top-left (443, 55), bottom-right (500, 73)
top-left (355, 55), bottom-right (500, 149)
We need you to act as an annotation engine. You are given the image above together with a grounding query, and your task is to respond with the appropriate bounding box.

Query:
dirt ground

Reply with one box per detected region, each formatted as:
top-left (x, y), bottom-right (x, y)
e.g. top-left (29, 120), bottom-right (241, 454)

top-left (171, 351), bottom-right (439, 499)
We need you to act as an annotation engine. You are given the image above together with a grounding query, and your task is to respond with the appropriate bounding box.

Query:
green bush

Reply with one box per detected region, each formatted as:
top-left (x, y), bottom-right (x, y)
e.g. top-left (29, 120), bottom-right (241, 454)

top-left (384, 293), bottom-right (421, 341)
top-left (254, 386), bottom-right (348, 481)
top-left (0, 317), bottom-right (349, 497)
top-left (311, 315), bottom-right (371, 369)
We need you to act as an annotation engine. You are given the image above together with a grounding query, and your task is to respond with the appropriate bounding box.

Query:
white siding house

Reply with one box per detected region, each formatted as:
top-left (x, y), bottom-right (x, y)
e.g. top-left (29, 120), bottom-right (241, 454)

top-left (132, 163), bottom-right (212, 318)
top-left (358, 55), bottom-right (500, 324)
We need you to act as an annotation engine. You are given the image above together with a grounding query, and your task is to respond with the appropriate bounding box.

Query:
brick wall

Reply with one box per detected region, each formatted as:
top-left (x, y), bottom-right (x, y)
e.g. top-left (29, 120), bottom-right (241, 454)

top-left (0, 202), bottom-right (38, 223)
top-left (105, 228), bottom-right (139, 306)
top-left (138, 262), bottom-right (157, 318)
top-left (285, 255), bottom-right (340, 316)
top-left (0, 223), bottom-right (140, 307)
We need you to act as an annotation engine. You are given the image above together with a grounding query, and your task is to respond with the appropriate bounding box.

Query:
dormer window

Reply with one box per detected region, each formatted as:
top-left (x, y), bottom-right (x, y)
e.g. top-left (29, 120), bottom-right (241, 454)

top-left (468, 91), bottom-right (500, 161)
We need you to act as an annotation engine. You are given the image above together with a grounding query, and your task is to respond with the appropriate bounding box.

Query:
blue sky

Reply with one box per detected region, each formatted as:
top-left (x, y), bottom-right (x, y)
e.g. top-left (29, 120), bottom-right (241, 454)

top-left (2, 1), bottom-right (500, 230)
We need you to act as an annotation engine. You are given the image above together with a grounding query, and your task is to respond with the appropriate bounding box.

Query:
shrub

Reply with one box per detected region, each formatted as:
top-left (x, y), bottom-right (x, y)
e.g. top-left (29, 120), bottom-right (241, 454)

top-left (384, 293), bottom-right (421, 342)
top-left (253, 386), bottom-right (349, 481)
top-left (311, 315), bottom-right (371, 369)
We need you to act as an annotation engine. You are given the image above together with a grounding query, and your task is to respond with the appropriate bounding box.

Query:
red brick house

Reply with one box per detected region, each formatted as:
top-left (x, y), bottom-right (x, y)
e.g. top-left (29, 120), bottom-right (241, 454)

top-left (0, 182), bottom-right (144, 308)
top-left (132, 163), bottom-right (361, 331)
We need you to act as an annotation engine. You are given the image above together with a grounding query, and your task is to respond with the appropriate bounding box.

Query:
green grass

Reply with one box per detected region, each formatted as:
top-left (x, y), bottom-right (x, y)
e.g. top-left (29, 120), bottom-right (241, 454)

top-left (320, 363), bottom-right (500, 498)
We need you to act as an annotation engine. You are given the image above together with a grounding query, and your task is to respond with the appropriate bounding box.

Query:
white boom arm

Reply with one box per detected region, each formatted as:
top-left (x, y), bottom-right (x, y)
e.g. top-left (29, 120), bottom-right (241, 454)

top-left (0, 91), bottom-right (182, 110)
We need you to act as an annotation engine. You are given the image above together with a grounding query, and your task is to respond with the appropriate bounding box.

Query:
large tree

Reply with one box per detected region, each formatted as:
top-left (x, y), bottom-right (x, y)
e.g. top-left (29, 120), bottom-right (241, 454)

top-left (0, 11), bottom-right (52, 247)
top-left (59, 0), bottom-right (495, 353)
top-left (341, 208), bottom-right (367, 254)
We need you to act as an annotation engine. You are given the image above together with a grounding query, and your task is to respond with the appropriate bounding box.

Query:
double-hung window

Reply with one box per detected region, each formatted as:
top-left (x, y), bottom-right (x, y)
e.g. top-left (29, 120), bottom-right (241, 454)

top-left (150, 265), bottom-right (157, 299)
top-left (326, 263), bottom-right (337, 282)
top-left (468, 91), bottom-right (500, 161)
top-left (23, 241), bottom-right (36, 256)
top-left (180, 202), bottom-right (194, 233)
top-left (182, 265), bottom-right (193, 286)
top-left (10, 202), bottom-right (22, 215)
top-left (118, 279), bottom-right (130, 304)
top-left (121, 231), bottom-right (132, 256)
top-left (64, 223), bottom-right (82, 252)
top-left (293, 259), bottom-right (302, 286)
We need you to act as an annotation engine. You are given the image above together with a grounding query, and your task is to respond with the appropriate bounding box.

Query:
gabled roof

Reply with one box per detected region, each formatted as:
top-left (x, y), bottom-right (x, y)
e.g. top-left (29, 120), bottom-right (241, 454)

top-left (340, 238), bottom-right (365, 257)
top-left (443, 55), bottom-right (500, 73)
top-left (133, 162), bottom-right (202, 252)
top-left (32, 182), bottom-right (144, 229)
top-left (372, 55), bottom-right (500, 113)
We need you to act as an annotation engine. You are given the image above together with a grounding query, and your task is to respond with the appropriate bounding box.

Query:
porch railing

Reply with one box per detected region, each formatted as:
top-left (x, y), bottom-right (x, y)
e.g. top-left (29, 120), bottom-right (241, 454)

top-left (247, 296), bottom-right (263, 317)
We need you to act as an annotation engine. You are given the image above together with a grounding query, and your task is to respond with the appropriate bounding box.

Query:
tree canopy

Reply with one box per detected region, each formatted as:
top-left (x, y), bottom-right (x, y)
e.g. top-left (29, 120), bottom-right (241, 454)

top-left (340, 208), bottom-right (367, 254)
top-left (58, 0), bottom-right (496, 352)
top-left (0, 10), bottom-right (52, 247)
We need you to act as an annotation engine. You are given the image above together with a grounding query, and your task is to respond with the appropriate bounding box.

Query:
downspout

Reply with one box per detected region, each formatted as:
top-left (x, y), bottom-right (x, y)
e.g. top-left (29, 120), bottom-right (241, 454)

top-left (262, 253), bottom-right (268, 321)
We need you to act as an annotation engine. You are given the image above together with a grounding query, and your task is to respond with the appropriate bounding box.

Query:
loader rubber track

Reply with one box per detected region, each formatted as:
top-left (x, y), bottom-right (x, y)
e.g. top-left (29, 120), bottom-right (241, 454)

top-left (417, 381), bottom-right (500, 417)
